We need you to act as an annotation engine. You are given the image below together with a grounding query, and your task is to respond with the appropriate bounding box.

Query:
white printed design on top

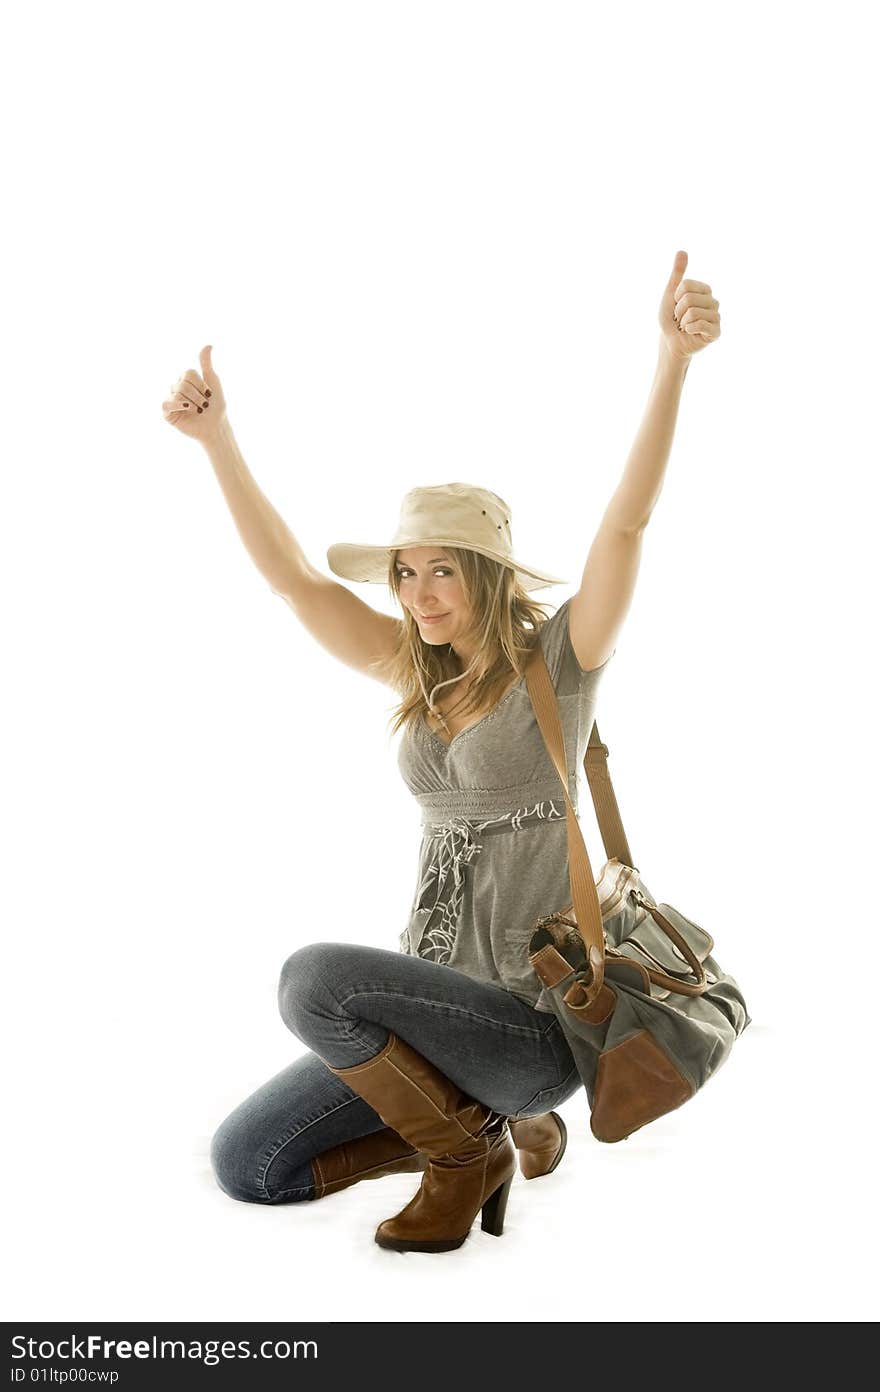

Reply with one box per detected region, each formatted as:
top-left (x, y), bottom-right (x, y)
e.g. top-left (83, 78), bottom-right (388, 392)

top-left (398, 800), bottom-right (567, 964)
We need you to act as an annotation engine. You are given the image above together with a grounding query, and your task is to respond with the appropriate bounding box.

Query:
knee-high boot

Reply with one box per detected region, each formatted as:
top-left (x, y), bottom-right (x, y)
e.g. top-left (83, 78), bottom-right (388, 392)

top-left (310, 1109), bottom-right (566, 1200)
top-left (507, 1111), bottom-right (568, 1178)
top-left (326, 1032), bottom-right (517, 1252)
top-left (310, 1127), bottom-right (427, 1199)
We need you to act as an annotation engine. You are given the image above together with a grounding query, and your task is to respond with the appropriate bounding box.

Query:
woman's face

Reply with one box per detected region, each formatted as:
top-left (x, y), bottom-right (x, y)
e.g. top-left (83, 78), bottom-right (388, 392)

top-left (394, 547), bottom-right (471, 646)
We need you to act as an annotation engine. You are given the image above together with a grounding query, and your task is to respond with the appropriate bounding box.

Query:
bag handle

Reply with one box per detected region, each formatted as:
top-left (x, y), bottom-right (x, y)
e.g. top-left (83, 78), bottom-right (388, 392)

top-left (619, 889), bottom-right (708, 995)
top-left (523, 641), bottom-right (709, 1000)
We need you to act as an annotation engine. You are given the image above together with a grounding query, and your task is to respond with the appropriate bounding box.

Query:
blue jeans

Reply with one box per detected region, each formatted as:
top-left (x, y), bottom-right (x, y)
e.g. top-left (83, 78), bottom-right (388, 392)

top-left (210, 941), bottom-right (580, 1204)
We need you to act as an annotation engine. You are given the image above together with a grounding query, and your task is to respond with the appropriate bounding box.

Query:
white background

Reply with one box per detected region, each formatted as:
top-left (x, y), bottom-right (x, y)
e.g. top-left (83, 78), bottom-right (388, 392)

top-left (3, 0), bottom-right (877, 1324)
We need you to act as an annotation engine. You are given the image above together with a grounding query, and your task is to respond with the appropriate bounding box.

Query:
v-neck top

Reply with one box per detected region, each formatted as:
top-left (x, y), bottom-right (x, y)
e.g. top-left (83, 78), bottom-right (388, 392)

top-left (420, 667), bottom-right (523, 748)
top-left (395, 596), bottom-right (614, 1012)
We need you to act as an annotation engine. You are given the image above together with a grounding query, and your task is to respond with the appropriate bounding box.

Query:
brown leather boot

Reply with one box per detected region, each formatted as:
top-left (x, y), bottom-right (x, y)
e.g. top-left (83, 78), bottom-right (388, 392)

top-left (310, 1126), bottom-right (428, 1199)
top-left (309, 1113), bottom-right (563, 1199)
top-left (508, 1111), bottom-right (568, 1179)
top-left (328, 1033), bottom-right (517, 1253)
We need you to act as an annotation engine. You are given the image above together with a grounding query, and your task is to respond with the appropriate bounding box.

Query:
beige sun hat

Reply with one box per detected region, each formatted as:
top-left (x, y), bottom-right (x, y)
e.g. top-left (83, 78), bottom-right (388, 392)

top-left (326, 482), bottom-right (568, 591)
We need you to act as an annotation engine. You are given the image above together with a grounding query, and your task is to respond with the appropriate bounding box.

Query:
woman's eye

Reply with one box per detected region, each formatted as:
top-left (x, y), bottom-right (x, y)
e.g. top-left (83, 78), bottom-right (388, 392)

top-left (397, 569), bottom-right (451, 578)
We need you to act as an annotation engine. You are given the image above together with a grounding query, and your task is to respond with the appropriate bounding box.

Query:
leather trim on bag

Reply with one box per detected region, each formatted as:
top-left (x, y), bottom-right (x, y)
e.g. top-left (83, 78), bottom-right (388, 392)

top-left (563, 981), bottom-right (616, 1024)
top-left (590, 1029), bottom-right (694, 1143)
top-left (528, 943), bottom-right (576, 989)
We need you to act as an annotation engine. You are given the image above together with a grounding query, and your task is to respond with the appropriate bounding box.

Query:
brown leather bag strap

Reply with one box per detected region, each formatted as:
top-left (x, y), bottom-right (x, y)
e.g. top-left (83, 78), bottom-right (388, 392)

top-left (523, 644), bottom-right (606, 1003)
top-left (524, 643), bottom-right (709, 1000)
top-left (582, 721), bottom-right (634, 869)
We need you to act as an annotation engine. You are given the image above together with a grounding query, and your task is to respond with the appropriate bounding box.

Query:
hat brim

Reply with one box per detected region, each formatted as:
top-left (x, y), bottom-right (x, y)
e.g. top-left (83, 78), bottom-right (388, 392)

top-left (326, 540), bottom-right (567, 591)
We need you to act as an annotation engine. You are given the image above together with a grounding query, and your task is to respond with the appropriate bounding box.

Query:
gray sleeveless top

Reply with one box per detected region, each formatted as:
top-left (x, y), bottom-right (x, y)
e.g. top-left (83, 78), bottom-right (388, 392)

top-left (396, 596), bottom-right (614, 1013)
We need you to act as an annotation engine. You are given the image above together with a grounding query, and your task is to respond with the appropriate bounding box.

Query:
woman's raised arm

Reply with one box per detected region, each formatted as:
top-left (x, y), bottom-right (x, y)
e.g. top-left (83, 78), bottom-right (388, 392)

top-left (162, 345), bottom-right (400, 683)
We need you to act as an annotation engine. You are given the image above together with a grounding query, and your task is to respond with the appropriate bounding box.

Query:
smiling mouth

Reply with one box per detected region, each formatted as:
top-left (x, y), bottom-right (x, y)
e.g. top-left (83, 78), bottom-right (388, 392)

top-left (419, 612), bottom-right (448, 620)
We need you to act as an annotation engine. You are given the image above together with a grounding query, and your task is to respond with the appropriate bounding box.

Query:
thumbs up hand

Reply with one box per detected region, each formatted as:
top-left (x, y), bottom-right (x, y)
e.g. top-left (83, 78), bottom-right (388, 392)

top-left (658, 251), bottom-right (721, 361)
top-left (162, 345), bottom-right (228, 444)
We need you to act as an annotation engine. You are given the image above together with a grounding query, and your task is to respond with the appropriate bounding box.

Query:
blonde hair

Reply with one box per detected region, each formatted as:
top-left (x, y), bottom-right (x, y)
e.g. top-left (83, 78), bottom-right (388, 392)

top-left (365, 544), bottom-right (555, 739)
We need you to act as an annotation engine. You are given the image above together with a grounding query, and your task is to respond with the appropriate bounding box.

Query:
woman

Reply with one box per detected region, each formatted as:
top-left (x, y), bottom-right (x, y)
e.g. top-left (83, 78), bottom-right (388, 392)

top-left (162, 250), bottom-right (719, 1253)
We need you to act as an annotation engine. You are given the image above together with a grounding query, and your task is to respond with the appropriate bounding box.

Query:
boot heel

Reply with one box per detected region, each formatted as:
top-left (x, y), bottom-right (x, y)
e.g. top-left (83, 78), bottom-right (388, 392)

top-left (480, 1173), bottom-right (514, 1237)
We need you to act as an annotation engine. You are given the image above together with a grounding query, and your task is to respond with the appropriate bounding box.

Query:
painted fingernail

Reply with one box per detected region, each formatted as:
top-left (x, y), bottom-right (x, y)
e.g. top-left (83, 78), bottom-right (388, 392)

top-left (205, 389), bottom-right (211, 397)
top-left (203, 401), bottom-right (209, 408)
top-left (197, 406), bottom-right (203, 413)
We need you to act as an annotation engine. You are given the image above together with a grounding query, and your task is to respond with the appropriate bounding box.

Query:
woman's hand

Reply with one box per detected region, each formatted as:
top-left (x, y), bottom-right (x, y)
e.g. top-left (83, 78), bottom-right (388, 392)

top-left (658, 250), bottom-right (721, 361)
top-left (162, 345), bottom-right (228, 445)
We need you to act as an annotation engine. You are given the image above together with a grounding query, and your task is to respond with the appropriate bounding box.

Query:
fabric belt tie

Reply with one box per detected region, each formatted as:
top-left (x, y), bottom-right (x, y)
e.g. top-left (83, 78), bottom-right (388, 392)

top-left (408, 800), bottom-right (568, 965)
